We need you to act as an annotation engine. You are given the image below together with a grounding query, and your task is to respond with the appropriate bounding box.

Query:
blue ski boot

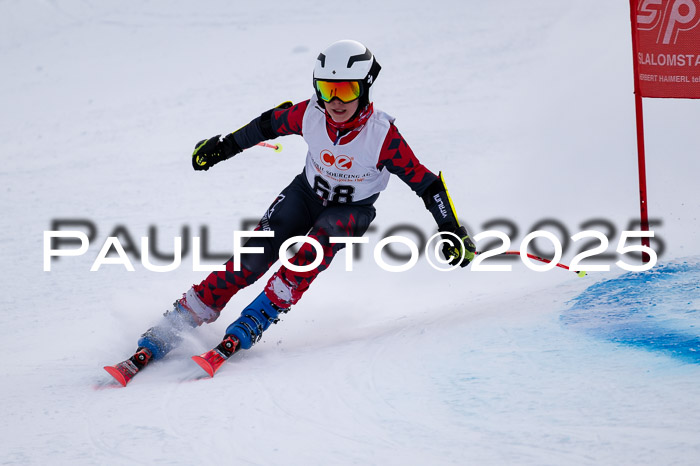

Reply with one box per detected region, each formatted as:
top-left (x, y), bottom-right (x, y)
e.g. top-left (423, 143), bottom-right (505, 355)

top-left (137, 298), bottom-right (200, 360)
top-left (225, 291), bottom-right (289, 350)
top-left (192, 291), bottom-right (289, 377)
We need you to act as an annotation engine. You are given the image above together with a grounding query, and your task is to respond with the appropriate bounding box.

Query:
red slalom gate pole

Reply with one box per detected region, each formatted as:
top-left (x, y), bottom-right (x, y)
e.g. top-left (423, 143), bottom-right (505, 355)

top-left (256, 142), bottom-right (283, 152)
top-left (475, 250), bottom-right (586, 277)
top-left (628, 0), bottom-right (651, 263)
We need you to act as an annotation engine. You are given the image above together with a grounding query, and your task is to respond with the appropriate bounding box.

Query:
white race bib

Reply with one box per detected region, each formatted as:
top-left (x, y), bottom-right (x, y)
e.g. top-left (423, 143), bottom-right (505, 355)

top-left (302, 97), bottom-right (394, 203)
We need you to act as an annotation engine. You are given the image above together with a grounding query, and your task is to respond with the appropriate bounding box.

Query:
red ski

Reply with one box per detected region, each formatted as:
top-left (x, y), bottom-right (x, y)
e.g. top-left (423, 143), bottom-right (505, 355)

top-left (103, 348), bottom-right (152, 387)
top-left (191, 335), bottom-right (240, 377)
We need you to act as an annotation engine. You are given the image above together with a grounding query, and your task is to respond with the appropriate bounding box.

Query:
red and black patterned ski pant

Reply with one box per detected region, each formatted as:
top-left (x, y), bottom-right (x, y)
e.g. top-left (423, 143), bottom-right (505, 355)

top-left (193, 173), bottom-right (376, 312)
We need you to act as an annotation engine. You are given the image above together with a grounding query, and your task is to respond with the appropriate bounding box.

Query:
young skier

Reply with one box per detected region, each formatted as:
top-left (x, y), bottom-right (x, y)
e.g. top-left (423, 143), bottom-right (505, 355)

top-left (104, 39), bottom-right (476, 385)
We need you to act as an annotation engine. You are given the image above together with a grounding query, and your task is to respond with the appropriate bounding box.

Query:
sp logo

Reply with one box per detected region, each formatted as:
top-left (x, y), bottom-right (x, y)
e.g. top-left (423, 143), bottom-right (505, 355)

top-left (319, 150), bottom-right (353, 170)
top-left (637, 0), bottom-right (700, 44)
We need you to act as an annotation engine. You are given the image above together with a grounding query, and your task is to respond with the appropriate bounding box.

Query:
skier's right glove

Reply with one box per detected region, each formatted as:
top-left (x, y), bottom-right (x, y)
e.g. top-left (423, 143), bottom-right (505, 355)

top-left (192, 133), bottom-right (242, 171)
top-left (439, 224), bottom-right (476, 267)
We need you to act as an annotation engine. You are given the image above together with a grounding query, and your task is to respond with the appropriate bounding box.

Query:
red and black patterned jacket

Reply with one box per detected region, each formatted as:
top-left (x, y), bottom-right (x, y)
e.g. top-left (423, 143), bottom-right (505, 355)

top-left (231, 99), bottom-right (460, 230)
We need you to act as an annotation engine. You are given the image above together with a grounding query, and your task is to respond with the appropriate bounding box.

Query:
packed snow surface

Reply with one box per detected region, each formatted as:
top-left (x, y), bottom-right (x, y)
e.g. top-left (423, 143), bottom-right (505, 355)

top-left (2, 1), bottom-right (700, 464)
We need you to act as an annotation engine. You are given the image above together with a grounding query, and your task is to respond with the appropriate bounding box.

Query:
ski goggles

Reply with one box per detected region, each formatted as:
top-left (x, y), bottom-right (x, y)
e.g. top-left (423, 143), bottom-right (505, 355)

top-left (315, 80), bottom-right (362, 103)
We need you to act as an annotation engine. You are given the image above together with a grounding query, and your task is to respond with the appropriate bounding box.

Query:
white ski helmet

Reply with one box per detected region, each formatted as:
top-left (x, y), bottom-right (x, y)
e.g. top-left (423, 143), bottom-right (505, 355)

top-left (313, 40), bottom-right (381, 107)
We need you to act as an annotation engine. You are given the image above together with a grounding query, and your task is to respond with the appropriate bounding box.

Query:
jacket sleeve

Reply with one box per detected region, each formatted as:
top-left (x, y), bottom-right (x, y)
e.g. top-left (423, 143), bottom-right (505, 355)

top-left (376, 124), bottom-right (438, 196)
top-left (377, 124), bottom-right (465, 230)
top-left (228, 100), bottom-right (309, 151)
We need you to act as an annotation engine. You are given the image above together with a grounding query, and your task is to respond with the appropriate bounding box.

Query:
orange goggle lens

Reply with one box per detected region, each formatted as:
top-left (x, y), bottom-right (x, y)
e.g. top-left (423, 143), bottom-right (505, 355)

top-left (315, 80), bottom-right (361, 103)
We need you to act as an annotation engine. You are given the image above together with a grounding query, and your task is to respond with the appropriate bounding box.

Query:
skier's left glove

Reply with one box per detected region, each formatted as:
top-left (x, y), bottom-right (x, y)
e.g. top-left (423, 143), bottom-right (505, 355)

top-left (192, 133), bottom-right (242, 171)
top-left (439, 225), bottom-right (476, 267)
top-left (421, 171), bottom-right (476, 267)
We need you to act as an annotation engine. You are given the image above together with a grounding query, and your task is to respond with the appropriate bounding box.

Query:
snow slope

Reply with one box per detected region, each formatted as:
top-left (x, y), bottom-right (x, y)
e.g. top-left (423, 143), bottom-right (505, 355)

top-left (2, 1), bottom-right (700, 464)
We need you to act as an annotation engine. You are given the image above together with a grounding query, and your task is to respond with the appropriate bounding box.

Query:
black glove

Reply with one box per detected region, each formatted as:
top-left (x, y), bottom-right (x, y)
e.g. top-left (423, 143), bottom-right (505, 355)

top-left (439, 225), bottom-right (476, 267)
top-left (192, 134), bottom-right (241, 171)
